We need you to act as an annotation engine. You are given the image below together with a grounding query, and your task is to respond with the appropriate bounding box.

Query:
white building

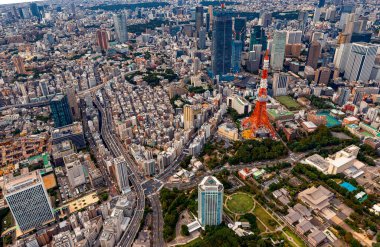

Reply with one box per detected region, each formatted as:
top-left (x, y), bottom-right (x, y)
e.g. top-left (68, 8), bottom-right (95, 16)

top-left (270, 31), bottom-right (287, 71)
top-left (227, 94), bottom-right (251, 115)
top-left (272, 72), bottom-right (289, 97)
top-left (65, 160), bottom-right (86, 188)
top-left (114, 156), bottom-right (130, 194)
top-left (286, 30), bottom-right (302, 44)
top-left (344, 43), bottom-right (379, 82)
top-left (3, 171), bottom-right (55, 232)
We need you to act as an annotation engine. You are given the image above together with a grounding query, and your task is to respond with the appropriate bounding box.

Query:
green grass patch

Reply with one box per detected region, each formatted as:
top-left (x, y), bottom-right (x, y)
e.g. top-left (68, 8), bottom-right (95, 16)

top-left (226, 193), bottom-right (254, 214)
top-left (275, 96), bottom-right (301, 111)
top-left (252, 204), bottom-right (279, 231)
top-left (283, 227), bottom-right (307, 247)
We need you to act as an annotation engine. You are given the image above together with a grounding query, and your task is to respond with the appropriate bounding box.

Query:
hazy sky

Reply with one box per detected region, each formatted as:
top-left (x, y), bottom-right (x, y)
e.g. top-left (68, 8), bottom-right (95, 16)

top-left (0, 0), bottom-right (42, 5)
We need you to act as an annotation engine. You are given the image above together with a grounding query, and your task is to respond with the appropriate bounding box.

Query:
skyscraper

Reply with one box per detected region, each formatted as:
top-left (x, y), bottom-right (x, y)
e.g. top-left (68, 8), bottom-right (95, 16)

top-left (4, 171), bottom-right (55, 232)
top-left (270, 31), bottom-right (286, 71)
top-left (66, 86), bottom-right (80, 121)
top-left (114, 156), bottom-right (130, 194)
top-left (231, 40), bottom-right (243, 73)
top-left (96, 29), bottom-right (109, 52)
top-left (344, 42), bottom-right (378, 82)
top-left (286, 30), bottom-right (302, 44)
top-left (211, 10), bottom-right (233, 76)
top-left (50, 94), bottom-right (73, 128)
top-left (12, 55), bottom-right (26, 74)
top-left (198, 27), bottom-right (206, 49)
top-left (314, 67), bottom-right (331, 84)
top-left (198, 176), bottom-right (223, 226)
top-left (183, 104), bottom-right (200, 130)
top-left (195, 6), bottom-right (204, 34)
top-left (113, 12), bottom-right (128, 43)
top-left (306, 41), bottom-right (321, 69)
top-left (234, 17), bottom-right (247, 46)
top-left (273, 72), bottom-right (289, 96)
top-left (250, 26), bottom-right (267, 51)
top-left (334, 87), bottom-right (351, 106)
top-left (29, 2), bottom-right (42, 21)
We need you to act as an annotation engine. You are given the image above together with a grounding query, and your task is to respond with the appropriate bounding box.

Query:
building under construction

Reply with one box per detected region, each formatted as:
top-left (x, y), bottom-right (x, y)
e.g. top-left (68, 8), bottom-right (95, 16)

top-left (242, 52), bottom-right (276, 139)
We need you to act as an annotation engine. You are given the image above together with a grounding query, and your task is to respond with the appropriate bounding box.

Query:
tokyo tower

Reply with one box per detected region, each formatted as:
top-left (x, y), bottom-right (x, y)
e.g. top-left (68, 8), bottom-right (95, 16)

top-left (242, 51), bottom-right (276, 139)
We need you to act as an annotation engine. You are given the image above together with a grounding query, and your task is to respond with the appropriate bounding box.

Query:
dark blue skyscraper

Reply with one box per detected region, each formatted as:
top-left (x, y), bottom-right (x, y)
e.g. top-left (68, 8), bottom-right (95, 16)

top-left (211, 10), bottom-right (233, 76)
top-left (29, 3), bottom-right (42, 21)
top-left (249, 26), bottom-right (267, 51)
top-left (231, 40), bottom-right (243, 73)
top-left (318, 0), bottom-right (325, 8)
top-left (234, 17), bottom-right (247, 46)
top-left (50, 94), bottom-right (73, 128)
top-left (195, 6), bottom-right (204, 34)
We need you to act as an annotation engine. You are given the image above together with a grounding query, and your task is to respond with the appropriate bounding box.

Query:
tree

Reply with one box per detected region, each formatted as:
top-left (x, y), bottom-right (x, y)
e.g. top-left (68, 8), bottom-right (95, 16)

top-left (181, 224), bottom-right (190, 236)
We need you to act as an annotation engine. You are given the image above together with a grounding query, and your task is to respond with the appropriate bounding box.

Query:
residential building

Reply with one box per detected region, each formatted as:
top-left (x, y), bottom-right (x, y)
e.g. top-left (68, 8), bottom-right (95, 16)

top-left (113, 12), bottom-right (128, 43)
top-left (306, 41), bottom-right (321, 69)
top-left (96, 29), bottom-right (109, 51)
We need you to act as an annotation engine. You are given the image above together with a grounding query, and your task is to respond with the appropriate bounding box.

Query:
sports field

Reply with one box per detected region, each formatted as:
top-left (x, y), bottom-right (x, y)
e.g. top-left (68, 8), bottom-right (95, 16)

top-left (226, 193), bottom-right (254, 214)
top-left (275, 96), bottom-right (301, 111)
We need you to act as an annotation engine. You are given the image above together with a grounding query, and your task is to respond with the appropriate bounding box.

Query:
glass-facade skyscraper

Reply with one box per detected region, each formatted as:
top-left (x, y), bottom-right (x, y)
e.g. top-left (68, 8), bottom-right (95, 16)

top-left (211, 10), bottom-right (233, 76)
top-left (234, 17), bottom-right (247, 46)
top-left (50, 94), bottom-right (73, 128)
top-left (270, 30), bottom-right (287, 71)
top-left (195, 6), bottom-right (204, 34)
top-left (113, 12), bottom-right (128, 43)
top-left (232, 40), bottom-right (243, 73)
top-left (250, 25), bottom-right (267, 51)
top-left (198, 176), bottom-right (224, 226)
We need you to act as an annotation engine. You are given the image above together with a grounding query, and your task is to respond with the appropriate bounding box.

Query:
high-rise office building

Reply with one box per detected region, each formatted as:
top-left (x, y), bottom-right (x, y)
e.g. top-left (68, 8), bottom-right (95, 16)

top-left (314, 67), bottom-right (331, 84)
top-left (198, 27), bottom-right (206, 49)
top-left (114, 156), bottom-right (130, 194)
top-left (249, 26), bottom-right (267, 51)
top-left (198, 176), bottom-right (223, 226)
top-left (259, 12), bottom-right (272, 27)
top-left (234, 17), bottom-right (247, 46)
top-left (195, 6), bottom-right (204, 34)
top-left (306, 41), bottom-right (321, 69)
top-left (29, 2), bottom-right (42, 21)
top-left (334, 87), bottom-right (351, 106)
top-left (4, 171), bottom-right (55, 232)
top-left (353, 87), bottom-right (379, 105)
top-left (270, 31), bottom-right (286, 71)
top-left (12, 55), bottom-right (26, 74)
top-left (96, 29), bottom-right (109, 51)
top-left (211, 10), bottom-right (233, 76)
top-left (206, 13), bottom-right (210, 32)
top-left (286, 30), bottom-right (302, 44)
top-left (183, 105), bottom-right (200, 130)
top-left (272, 72), bottom-right (289, 96)
top-left (50, 94), bottom-right (73, 128)
top-left (113, 12), bottom-right (128, 43)
top-left (344, 42), bottom-right (378, 82)
top-left (231, 40), bottom-right (243, 73)
top-left (66, 86), bottom-right (80, 121)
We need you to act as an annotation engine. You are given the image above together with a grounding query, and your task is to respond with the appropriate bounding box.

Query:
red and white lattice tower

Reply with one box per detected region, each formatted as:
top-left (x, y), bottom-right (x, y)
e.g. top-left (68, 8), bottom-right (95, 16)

top-left (242, 51), bottom-right (276, 139)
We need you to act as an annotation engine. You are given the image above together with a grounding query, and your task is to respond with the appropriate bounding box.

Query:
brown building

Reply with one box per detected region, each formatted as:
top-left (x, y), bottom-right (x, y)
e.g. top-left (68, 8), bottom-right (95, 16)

top-left (314, 67), bottom-right (331, 85)
top-left (306, 41), bottom-right (321, 69)
top-left (12, 55), bottom-right (26, 74)
top-left (96, 29), bottom-right (109, 51)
